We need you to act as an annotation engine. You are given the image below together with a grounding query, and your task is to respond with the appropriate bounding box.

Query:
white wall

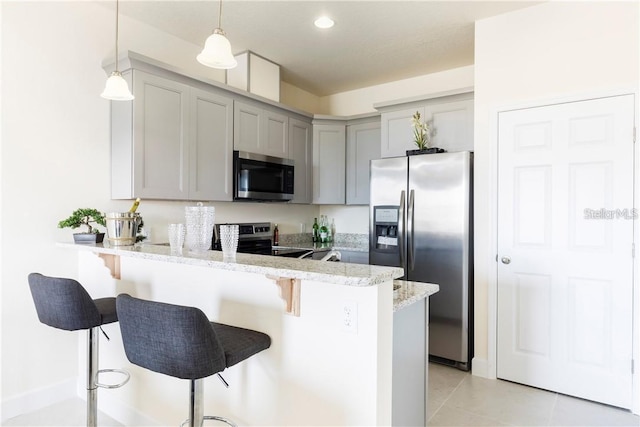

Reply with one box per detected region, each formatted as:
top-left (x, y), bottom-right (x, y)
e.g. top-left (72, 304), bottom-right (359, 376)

top-left (0, 1), bottom-right (318, 416)
top-left (318, 205), bottom-right (369, 235)
top-left (280, 80), bottom-right (321, 114)
top-left (319, 65), bottom-right (474, 116)
top-left (473, 1), bottom-right (639, 378)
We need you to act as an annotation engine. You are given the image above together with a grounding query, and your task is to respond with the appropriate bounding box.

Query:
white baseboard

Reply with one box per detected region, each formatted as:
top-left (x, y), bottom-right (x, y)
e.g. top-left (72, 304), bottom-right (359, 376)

top-left (1, 378), bottom-right (157, 426)
top-left (1, 378), bottom-right (77, 422)
top-left (93, 391), bottom-right (160, 427)
top-left (471, 357), bottom-right (490, 378)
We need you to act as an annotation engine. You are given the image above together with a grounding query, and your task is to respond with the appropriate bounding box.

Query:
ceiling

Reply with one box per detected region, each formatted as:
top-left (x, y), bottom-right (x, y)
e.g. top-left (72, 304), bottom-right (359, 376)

top-left (113, 1), bottom-right (541, 96)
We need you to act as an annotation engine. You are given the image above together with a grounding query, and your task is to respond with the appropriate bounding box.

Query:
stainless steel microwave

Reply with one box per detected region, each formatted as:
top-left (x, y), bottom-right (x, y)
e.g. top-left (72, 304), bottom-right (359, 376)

top-left (233, 151), bottom-right (294, 201)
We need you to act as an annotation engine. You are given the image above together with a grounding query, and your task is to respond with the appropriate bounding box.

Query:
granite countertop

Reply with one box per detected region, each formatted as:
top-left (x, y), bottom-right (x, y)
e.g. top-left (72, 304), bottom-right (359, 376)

top-left (58, 242), bottom-right (402, 287)
top-left (393, 280), bottom-right (439, 312)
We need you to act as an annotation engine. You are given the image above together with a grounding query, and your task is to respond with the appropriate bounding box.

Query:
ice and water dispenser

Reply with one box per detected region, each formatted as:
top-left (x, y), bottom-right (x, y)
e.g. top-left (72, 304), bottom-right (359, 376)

top-left (372, 206), bottom-right (400, 251)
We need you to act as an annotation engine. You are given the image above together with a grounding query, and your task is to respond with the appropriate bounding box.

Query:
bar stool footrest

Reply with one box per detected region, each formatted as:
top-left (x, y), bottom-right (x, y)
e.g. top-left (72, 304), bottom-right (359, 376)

top-left (96, 368), bottom-right (130, 389)
top-left (180, 415), bottom-right (237, 427)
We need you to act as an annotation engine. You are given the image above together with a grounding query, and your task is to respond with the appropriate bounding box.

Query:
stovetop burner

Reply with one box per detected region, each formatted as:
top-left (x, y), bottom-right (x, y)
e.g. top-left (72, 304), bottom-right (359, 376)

top-left (212, 222), bottom-right (312, 258)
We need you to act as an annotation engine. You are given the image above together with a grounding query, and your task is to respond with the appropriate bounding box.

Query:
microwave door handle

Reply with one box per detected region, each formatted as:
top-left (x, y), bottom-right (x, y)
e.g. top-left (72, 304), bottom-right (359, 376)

top-left (398, 190), bottom-right (406, 269)
top-left (408, 189), bottom-right (415, 271)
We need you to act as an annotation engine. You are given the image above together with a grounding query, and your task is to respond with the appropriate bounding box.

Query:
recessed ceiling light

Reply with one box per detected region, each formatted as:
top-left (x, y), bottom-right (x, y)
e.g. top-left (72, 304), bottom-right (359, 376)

top-left (314, 16), bottom-right (334, 29)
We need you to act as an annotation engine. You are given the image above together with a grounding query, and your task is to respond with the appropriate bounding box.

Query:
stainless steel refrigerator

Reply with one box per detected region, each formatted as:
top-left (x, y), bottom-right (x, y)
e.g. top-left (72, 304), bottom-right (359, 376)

top-left (369, 151), bottom-right (473, 370)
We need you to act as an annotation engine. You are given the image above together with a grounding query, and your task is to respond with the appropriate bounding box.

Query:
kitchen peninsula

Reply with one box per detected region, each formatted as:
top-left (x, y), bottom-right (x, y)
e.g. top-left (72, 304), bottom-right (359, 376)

top-left (60, 242), bottom-right (437, 426)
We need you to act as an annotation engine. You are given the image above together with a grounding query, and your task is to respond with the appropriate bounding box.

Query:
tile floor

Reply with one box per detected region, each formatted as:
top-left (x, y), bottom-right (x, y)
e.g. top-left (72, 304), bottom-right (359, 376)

top-left (4, 364), bottom-right (640, 426)
top-left (428, 363), bottom-right (640, 426)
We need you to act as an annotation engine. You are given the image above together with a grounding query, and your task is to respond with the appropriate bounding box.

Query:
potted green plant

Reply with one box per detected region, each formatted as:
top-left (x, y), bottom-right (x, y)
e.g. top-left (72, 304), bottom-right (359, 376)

top-left (58, 208), bottom-right (106, 244)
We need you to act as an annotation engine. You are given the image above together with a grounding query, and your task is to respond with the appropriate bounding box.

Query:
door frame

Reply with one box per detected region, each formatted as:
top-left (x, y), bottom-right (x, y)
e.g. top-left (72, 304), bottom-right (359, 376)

top-left (485, 88), bottom-right (639, 414)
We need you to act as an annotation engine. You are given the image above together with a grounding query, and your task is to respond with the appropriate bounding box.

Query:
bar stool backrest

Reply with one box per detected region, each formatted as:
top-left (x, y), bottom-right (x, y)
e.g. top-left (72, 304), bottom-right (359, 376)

top-left (116, 294), bottom-right (227, 380)
top-left (28, 273), bottom-right (102, 331)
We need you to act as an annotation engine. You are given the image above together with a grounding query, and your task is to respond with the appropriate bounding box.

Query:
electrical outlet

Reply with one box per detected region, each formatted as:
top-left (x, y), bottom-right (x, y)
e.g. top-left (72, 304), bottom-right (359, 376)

top-left (342, 301), bottom-right (358, 334)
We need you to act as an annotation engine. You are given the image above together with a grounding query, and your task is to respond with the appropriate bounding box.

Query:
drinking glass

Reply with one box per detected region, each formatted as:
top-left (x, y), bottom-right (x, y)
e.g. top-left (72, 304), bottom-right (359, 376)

top-left (219, 224), bottom-right (239, 259)
top-left (168, 223), bottom-right (185, 253)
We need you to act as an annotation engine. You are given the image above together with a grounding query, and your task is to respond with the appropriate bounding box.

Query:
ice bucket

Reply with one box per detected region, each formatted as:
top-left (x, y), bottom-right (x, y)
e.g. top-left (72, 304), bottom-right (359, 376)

top-left (106, 212), bottom-right (141, 246)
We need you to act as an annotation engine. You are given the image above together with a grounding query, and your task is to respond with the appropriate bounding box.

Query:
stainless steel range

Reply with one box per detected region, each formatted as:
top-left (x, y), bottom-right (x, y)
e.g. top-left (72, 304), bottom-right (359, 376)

top-left (212, 222), bottom-right (313, 258)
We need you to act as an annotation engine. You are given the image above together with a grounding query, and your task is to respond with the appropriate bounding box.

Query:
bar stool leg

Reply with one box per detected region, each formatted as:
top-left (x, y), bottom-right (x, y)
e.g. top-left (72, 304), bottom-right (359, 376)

top-left (188, 379), bottom-right (204, 427)
top-left (87, 327), bottom-right (99, 427)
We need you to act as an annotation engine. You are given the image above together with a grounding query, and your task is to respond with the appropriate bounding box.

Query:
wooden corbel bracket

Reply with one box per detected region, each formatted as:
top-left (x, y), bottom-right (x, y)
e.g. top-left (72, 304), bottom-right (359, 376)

top-left (97, 253), bottom-right (121, 279)
top-left (268, 276), bottom-right (301, 317)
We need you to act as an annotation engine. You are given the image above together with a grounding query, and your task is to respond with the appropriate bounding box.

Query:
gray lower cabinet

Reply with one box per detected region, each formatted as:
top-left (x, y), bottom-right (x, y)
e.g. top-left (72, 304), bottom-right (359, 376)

top-left (234, 100), bottom-right (288, 158)
top-left (346, 121), bottom-right (381, 205)
top-left (289, 118), bottom-right (313, 204)
top-left (339, 250), bottom-right (369, 264)
top-left (393, 299), bottom-right (429, 426)
top-left (312, 124), bottom-right (346, 204)
top-left (111, 69), bottom-right (233, 201)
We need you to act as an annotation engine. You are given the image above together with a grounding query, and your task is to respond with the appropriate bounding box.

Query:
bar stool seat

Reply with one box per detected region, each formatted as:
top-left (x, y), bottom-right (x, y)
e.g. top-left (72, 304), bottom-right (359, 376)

top-left (116, 293), bottom-right (271, 427)
top-left (27, 273), bottom-right (129, 427)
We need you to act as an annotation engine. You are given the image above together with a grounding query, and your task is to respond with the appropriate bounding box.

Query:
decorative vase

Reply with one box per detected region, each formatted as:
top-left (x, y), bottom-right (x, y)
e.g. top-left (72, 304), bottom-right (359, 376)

top-left (406, 147), bottom-right (446, 156)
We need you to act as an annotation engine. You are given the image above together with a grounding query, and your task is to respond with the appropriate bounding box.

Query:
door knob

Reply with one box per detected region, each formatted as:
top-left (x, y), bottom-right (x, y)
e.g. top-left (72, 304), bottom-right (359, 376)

top-left (501, 256), bottom-right (511, 265)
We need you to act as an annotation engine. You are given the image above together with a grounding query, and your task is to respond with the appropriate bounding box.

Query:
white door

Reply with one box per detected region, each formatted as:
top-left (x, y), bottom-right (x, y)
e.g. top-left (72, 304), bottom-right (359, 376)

top-left (497, 94), bottom-right (635, 409)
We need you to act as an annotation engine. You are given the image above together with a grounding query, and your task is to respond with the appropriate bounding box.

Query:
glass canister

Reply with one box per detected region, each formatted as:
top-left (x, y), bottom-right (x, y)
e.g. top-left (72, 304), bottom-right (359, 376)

top-left (184, 202), bottom-right (215, 252)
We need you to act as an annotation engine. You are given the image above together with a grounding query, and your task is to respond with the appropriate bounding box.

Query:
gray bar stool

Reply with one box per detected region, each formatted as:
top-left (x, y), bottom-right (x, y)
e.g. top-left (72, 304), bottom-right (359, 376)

top-left (27, 273), bottom-right (130, 427)
top-left (116, 293), bottom-right (271, 427)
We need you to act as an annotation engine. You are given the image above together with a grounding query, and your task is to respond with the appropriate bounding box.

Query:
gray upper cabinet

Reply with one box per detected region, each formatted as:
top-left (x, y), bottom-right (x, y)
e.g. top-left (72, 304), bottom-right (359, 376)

top-left (346, 120), bottom-right (381, 205)
top-left (289, 118), bottom-right (313, 204)
top-left (379, 92), bottom-right (474, 158)
top-left (312, 123), bottom-right (346, 204)
top-left (233, 101), bottom-right (261, 154)
top-left (264, 109), bottom-right (288, 158)
top-left (111, 69), bottom-right (233, 201)
top-left (234, 101), bottom-right (289, 158)
top-left (189, 87), bottom-right (234, 201)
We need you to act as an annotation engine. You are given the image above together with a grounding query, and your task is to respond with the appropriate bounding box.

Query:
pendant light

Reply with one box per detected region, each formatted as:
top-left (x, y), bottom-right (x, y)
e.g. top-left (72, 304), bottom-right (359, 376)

top-left (197, 0), bottom-right (238, 69)
top-left (101, 0), bottom-right (134, 101)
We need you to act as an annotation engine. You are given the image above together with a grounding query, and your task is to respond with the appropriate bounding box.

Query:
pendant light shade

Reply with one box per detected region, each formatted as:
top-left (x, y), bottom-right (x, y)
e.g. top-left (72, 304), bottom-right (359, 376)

top-left (101, 71), bottom-right (134, 101)
top-left (197, 29), bottom-right (238, 69)
top-left (197, 0), bottom-right (237, 69)
top-left (101, 0), bottom-right (134, 101)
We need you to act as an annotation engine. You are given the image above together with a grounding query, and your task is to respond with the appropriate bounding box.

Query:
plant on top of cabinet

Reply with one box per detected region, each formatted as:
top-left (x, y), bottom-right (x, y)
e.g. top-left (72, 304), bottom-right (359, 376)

top-left (411, 111), bottom-right (431, 150)
top-left (58, 208), bottom-right (106, 244)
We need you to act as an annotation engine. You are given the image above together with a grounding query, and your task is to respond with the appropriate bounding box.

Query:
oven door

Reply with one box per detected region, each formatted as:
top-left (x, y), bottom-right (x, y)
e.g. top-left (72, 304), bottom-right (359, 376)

top-left (234, 151), bottom-right (294, 201)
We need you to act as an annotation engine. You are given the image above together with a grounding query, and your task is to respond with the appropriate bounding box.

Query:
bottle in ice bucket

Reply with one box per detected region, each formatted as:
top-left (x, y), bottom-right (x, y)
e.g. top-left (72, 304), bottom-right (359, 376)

top-left (129, 197), bottom-right (141, 213)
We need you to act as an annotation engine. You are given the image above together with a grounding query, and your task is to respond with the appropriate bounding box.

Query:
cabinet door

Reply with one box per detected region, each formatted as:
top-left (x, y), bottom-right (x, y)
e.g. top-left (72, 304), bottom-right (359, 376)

top-left (313, 124), bottom-right (346, 204)
top-left (234, 101), bottom-right (261, 153)
top-left (133, 70), bottom-right (190, 199)
top-left (263, 109), bottom-right (289, 158)
top-left (289, 118), bottom-right (313, 204)
top-left (380, 107), bottom-right (425, 158)
top-left (347, 122), bottom-right (381, 205)
top-left (426, 99), bottom-right (474, 152)
top-left (189, 88), bottom-right (234, 201)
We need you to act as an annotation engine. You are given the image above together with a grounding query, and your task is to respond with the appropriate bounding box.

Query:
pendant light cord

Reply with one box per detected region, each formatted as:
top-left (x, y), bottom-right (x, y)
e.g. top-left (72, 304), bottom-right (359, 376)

top-left (115, 0), bottom-right (120, 71)
top-left (218, 0), bottom-right (223, 29)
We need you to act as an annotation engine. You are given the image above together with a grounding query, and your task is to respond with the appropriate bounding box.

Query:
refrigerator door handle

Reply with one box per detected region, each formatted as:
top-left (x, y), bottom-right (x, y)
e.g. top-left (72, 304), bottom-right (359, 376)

top-left (408, 189), bottom-right (415, 271)
top-left (398, 190), bottom-right (406, 268)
